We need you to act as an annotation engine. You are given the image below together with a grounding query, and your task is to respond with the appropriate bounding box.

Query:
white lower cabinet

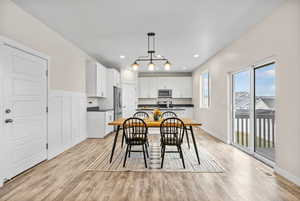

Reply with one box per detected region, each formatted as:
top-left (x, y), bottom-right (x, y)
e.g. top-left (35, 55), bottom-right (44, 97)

top-left (175, 110), bottom-right (185, 117)
top-left (183, 108), bottom-right (194, 119)
top-left (105, 111), bottom-right (114, 134)
top-left (165, 108), bottom-right (194, 119)
top-left (87, 111), bottom-right (114, 138)
top-left (164, 108), bottom-right (194, 119)
top-left (138, 108), bottom-right (194, 119)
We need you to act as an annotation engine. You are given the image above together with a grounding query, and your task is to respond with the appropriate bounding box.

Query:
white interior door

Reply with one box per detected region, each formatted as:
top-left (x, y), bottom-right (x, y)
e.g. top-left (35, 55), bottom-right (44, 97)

top-left (2, 44), bottom-right (48, 179)
top-left (122, 83), bottom-right (137, 118)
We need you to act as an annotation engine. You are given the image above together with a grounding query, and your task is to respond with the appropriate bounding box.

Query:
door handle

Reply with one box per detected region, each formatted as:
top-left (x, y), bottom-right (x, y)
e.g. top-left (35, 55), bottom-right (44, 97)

top-left (5, 119), bottom-right (13, 123)
top-left (5, 109), bottom-right (11, 114)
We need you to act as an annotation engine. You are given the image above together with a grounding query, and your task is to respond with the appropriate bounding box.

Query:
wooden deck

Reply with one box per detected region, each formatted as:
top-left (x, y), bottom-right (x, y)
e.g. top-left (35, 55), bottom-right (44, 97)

top-left (0, 128), bottom-right (299, 201)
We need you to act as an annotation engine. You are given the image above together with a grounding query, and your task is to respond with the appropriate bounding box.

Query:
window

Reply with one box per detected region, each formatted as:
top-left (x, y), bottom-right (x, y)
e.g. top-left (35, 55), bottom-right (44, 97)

top-left (200, 71), bottom-right (210, 108)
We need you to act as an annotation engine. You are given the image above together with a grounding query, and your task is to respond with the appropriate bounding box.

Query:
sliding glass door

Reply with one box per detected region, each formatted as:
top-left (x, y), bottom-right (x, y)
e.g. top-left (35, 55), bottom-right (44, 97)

top-left (231, 62), bottom-right (276, 164)
top-left (254, 63), bottom-right (276, 161)
top-left (232, 70), bottom-right (251, 150)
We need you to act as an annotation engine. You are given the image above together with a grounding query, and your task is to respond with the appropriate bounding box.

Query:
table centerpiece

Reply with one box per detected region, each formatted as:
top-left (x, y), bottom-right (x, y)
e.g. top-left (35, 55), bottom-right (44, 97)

top-left (153, 109), bottom-right (162, 121)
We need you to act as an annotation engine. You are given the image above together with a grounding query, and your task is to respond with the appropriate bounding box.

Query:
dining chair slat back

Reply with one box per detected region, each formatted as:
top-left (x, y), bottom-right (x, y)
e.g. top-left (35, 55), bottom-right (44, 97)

top-left (133, 111), bottom-right (149, 119)
top-left (162, 111), bottom-right (177, 119)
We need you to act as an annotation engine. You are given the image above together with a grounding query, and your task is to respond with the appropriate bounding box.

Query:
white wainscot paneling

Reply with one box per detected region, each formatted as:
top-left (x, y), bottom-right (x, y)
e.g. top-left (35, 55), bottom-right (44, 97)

top-left (48, 90), bottom-right (87, 159)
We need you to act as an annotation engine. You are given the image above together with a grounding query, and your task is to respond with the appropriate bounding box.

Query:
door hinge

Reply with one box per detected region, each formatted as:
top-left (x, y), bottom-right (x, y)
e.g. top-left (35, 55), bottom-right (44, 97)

top-left (46, 70), bottom-right (48, 77)
top-left (46, 143), bottom-right (48, 150)
top-left (46, 107), bottom-right (48, 113)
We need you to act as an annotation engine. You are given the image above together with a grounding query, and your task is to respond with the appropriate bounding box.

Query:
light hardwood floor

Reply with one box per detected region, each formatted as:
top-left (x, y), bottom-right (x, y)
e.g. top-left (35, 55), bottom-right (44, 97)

top-left (0, 128), bottom-right (299, 201)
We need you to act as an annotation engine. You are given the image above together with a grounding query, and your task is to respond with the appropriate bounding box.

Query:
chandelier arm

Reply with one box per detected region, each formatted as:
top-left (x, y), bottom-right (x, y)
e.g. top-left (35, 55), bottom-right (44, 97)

top-left (132, 32), bottom-right (171, 70)
top-left (153, 36), bottom-right (155, 53)
top-left (148, 34), bottom-right (150, 52)
top-left (159, 55), bottom-right (167, 60)
top-left (136, 58), bottom-right (167, 62)
top-left (137, 55), bottom-right (150, 59)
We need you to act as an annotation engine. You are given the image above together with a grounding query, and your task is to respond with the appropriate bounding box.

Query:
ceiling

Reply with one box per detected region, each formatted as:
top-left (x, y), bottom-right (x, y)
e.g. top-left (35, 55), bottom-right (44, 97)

top-left (13, 0), bottom-right (283, 72)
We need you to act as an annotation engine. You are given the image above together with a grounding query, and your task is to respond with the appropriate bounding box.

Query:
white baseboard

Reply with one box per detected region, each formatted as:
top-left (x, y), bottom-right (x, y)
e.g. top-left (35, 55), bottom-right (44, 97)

top-left (200, 126), bottom-right (228, 144)
top-left (202, 126), bottom-right (300, 187)
top-left (275, 166), bottom-right (300, 187)
top-left (48, 90), bottom-right (87, 159)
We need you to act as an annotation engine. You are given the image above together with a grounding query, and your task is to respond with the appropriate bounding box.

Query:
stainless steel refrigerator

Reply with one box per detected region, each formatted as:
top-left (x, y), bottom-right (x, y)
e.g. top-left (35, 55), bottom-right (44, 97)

top-left (113, 87), bottom-right (122, 130)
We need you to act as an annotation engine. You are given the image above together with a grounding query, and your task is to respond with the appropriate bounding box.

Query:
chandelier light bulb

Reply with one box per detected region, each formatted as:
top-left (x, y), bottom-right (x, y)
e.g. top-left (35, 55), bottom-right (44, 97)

top-left (148, 62), bottom-right (155, 71)
top-left (164, 61), bottom-right (171, 71)
top-left (132, 61), bottom-right (139, 71)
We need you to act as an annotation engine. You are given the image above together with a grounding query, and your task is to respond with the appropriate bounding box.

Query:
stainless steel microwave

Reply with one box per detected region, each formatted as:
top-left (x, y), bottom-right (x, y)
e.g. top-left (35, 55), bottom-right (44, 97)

top-left (158, 89), bottom-right (172, 98)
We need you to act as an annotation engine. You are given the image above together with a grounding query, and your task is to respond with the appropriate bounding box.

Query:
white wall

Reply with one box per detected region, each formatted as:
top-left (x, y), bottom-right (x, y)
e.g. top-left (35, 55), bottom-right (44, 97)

top-left (0, 0), bottom-right (95, 92)
top-left (48, 90), bottom-right (87, 159)
top-left (0, 0), bottom-right (91, 185)
top-left (193, 0), bottom-right (300, 185)
top-left (0, 43), bottom-right (4, 187)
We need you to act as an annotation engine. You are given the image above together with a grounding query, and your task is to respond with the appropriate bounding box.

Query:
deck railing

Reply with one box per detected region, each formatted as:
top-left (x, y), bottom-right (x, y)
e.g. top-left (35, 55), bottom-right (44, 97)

top-left (234, 109), bottom-right (275, 149)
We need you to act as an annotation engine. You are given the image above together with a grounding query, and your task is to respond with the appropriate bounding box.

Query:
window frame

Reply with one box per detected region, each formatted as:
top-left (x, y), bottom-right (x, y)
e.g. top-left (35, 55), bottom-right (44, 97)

top-left (200, 70), bottom-right (210, 108)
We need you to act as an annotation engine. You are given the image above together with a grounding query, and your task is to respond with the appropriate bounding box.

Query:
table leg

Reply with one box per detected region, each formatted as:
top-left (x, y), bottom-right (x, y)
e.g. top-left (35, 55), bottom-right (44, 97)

top-left (189, 126), bottom-right (200, 164)
top-left (185, 128), bottom-right (191, 149)
top-left (110, 125), bottom-right (120, 163)
top-left (121, 129), bottom-right (125, 148)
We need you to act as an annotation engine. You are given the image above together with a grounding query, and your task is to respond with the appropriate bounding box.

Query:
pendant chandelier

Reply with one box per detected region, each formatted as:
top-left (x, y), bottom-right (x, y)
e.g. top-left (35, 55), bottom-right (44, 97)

top-left (131, 32), bottom-right (171, 71)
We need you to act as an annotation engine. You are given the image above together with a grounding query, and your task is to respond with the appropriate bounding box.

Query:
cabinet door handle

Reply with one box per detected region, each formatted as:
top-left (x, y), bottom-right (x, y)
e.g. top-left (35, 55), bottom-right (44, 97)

top-left (5, 119), bottom-right (13, 123)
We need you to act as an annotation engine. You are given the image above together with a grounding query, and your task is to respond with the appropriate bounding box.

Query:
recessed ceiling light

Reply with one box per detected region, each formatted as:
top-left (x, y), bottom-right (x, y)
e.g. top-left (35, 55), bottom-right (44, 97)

top-left (120, 55), bottom-right (125, 59)
top-left (183, 66), bottom-right (187, 70)
top-left (156, 55), bottom-right (162, 58)
top-left (193, 54), bottom-right (199, 58)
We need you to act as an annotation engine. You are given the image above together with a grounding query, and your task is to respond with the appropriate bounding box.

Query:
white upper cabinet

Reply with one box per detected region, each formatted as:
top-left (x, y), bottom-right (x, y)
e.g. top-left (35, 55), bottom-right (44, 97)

top-left (138, 76), bottom-right (193, 98)
top-left (172, 79), bottom-right (183, 98)
top-left (97, 69), bottom-right (120, 110)
top-left (86, 61), bottom-right (107, 97)
top-left (107, 68), bottom-right (120, 88)
top-left (112, 69), bottom-right (121, 87)
top-left (138, 77), bottom-right (149, 98)
top-left (97, 63), bottom-right (107, 97)
top-left (180, 77), bottom-right (193, 98)
top-left (157, 77), bottom-right (173, 89)
top-left (149, 77), bottom-right (158, 98)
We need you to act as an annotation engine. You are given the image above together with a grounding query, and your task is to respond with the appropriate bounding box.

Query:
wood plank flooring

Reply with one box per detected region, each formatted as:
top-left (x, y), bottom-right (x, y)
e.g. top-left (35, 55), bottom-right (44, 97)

top-left (0, 128), bottom-right (299, 201)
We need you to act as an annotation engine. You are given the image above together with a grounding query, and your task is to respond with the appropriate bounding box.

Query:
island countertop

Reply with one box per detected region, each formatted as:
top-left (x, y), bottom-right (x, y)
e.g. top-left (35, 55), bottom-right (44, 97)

top-left (136, 108), bottom-right (186, 111)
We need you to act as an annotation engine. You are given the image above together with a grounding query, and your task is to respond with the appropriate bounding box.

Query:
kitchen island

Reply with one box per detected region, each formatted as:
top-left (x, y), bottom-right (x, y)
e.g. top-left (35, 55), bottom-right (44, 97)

top-left (136, 104), bottom-right (194, 119)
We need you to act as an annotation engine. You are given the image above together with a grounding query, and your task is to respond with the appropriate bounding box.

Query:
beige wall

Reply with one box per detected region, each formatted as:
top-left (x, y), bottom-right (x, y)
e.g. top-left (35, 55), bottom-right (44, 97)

top-left (193, 0), bottom-right (300, 183)
top-left (0, 0), bottom-right (95, 92)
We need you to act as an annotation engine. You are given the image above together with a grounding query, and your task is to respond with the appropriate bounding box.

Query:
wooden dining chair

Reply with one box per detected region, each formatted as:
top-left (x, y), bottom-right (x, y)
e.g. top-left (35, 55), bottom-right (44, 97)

top-left (122, 118), bottom-right (149, 168)
top-left (133, 111), bottom-right (149, 119)
top-left (160, 117), bottom-right (186, 169)
top-left (121, 111), bottom-right (150, 148)
top-left (161, 111), bottom-right (190, 149)
top-left (161, 111), bottom-right (177, 118)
